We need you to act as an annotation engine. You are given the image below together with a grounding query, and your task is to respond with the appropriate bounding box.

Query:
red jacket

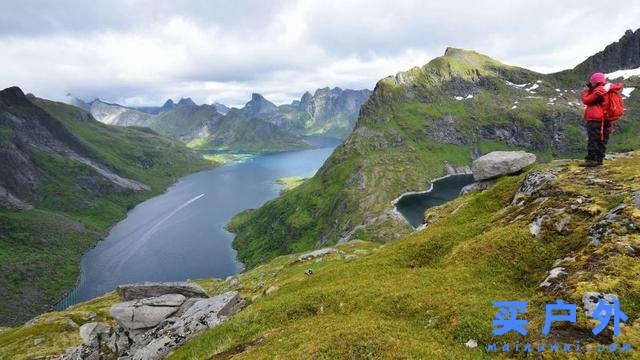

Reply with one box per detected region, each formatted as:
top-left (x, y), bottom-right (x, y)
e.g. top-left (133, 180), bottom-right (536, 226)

top-left (581, 82), bottom-right (624, 121)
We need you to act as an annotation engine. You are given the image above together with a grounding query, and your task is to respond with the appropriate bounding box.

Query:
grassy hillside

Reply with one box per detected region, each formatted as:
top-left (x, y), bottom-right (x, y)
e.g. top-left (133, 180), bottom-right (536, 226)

top-left (0, 96), bottom-right (215, 325)
top-left (186, 112), bottom-right (312, 153)
top-left (5, 153), bottom-right (640, 359)
top-left (228, 48), bottom-right (640, 269)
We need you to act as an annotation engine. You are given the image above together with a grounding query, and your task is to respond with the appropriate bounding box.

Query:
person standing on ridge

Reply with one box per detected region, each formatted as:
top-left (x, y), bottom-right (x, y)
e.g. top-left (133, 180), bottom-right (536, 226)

top-left (580, 72), bottom-right (624, 167)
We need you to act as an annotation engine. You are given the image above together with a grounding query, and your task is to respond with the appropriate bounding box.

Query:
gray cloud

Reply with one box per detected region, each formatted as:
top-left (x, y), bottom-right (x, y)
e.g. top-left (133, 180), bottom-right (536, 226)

top-left (0, 0), bottom-right (638, 107)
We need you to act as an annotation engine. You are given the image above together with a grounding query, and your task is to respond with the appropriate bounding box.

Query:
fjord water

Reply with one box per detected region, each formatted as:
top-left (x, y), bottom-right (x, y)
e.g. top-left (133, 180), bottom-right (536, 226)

top-left (57, 140), bottom-right (339, 308)
top-left (395, 174), bottom-right (475, 228)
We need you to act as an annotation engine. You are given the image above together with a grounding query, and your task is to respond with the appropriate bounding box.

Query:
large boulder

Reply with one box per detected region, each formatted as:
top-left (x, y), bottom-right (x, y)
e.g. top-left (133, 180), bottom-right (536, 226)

top-left (116, 281), bottom-right (208, 301)
top-left (471, 151), bottom-right (536, 181)
top-left (127, 291), bottom-right (245, 360)
top-left (110, 294), bottom-right (186, 330)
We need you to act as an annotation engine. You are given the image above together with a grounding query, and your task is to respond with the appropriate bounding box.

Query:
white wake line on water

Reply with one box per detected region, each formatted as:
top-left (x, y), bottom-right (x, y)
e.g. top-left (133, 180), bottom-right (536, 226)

top-left (113, 193), bottom-right (206, 273)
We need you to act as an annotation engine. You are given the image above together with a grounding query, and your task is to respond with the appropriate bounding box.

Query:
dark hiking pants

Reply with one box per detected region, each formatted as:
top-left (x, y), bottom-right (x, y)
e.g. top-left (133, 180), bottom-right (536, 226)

top-left (585, 120), bottom-right (611, 163)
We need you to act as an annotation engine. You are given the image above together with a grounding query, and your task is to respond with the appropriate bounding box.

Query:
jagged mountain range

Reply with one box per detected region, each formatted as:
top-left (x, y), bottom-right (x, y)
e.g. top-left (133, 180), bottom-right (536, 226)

top-left (66, 87), bottom-right (371, 153)
top-left (228, 29), bottom-right (640, 268)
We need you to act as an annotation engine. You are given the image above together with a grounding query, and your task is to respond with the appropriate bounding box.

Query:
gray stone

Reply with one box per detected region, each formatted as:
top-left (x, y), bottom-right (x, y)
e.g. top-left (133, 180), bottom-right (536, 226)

top-left (127, 291), bottom-right (244, 360)
top-left (512, 168), bottom-right (561, 205)
top-left (588, 204), bottom-right (627, 245)
top-left (582, 292), bottom-right (619, 316)
top-left (460, 179), bottom-right (495, 195)
top-left (106, 328), bottom-right (131, 355)
top-left (471, 151), bottom-right (536, 181)
top-left (539, 267), bottom-right (567, 289)
top-left (465, 339), bottom-right (478, 348)
top-left (116, 282), bottom-right (208, 301)
top-left (555, 215), bottom-right (571, 233)
top-left (66, 318), bottom-right (79, 329)
top-left (79, 322), bottom-right (111, 347)
top-left (57, 346), bottom-right (100, 360)
top-left (529, 215), bottom-right (549, 237)
top-left (34, 337), bottom-right (45, 345)
top-left (633, 191), bottom-right (640, 209)
top-left (296, 247), bottom-right (342, 262)
top-left (110, 294), bottom-right (186, 330)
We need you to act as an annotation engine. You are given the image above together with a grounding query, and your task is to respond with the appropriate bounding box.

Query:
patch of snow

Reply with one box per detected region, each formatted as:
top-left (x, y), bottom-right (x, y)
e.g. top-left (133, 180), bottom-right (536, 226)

top-left (555, 89), bottom-right (560, 92)
top-left (465, 94), bottom-right (473, 99)
top-left (454, 96), bottom-right (463, 101)
top-left (506, 81), bottom-right (528, 88)
top-left (536, 80), bottom-right (542, 83)
top-left (526, 83), bottom-right (539, 92)
top-left (511, 105), bottom-right (517, 109)
top-left (622, 87), bottom-right (635, 98)
top-left (606, 67), bottom-right (640, 80)
top-left (525, 96), bottom-right (542, 99)
top-left (514, 101), bottom-right (519, 104)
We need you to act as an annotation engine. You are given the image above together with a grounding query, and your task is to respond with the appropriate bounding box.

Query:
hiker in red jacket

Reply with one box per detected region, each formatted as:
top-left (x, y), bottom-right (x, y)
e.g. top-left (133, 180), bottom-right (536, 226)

top-left (580, 72), bottom-right (623, 167)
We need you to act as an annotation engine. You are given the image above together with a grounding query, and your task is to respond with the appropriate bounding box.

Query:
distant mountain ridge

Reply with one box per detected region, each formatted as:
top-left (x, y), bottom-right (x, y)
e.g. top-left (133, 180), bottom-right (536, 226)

top-left (66, 87), bottom-right (372, 152)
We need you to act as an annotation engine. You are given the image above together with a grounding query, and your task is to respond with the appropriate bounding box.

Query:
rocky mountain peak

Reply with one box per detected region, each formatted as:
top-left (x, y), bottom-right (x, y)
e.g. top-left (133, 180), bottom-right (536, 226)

top-left (572, 28), bottom-right (640, 76)
top-left (177, 97), bottom-right (196, 106)
top-left (243, 93), bottom-right (278, 115)
top-left (0, 86), bottom-right (29, 107)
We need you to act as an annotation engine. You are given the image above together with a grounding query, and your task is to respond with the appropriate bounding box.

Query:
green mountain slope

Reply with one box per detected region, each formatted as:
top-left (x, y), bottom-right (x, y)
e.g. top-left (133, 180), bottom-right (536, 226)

top-left (150, 103), bottom-right (224, 141)
top-left (4, 153), bottom-right (640, 359)
top-left (187, 110), bottom-right (312, 153)
top-left (0, 87), bottom-right (214, 325)
top-left (229, 41), bottom-right (640, 268)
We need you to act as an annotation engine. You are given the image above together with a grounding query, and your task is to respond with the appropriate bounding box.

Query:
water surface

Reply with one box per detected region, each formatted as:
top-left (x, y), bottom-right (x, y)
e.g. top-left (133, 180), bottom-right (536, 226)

top-left (394, 175), bottom-right (475, 228)
top-left (57, 140), bottom-right (339, 308)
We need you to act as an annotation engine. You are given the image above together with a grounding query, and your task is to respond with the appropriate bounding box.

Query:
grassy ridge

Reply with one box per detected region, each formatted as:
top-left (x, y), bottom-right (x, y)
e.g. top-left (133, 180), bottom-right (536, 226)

top-left (0, 98), bottom-right (215, 325)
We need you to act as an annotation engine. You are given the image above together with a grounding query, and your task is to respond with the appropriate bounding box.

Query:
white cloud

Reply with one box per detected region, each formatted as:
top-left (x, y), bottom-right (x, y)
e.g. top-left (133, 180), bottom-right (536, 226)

top-left (0, 0), bottom-right (639, 106)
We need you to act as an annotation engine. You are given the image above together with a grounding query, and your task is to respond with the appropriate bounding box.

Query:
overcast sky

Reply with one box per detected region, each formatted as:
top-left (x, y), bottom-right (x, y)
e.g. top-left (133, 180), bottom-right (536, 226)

top-left (1, 1), bottom-right (639, 107)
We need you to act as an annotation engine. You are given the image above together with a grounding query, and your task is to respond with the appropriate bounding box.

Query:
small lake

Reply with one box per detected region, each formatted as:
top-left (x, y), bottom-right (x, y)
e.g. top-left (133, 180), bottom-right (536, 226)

top-left (56, 139), bottom-right (340, 308)
top-left (394, 174), bottom-right (475, 229)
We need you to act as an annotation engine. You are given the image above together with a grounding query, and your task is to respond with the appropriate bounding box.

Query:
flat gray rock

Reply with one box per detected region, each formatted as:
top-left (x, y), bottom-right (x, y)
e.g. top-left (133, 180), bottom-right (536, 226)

top-left (110, 294), bottom-right (186, 330)
top-left (116, 281), bottom-right (208, 301)
top-left (471, 151), bottom-right (536, 181)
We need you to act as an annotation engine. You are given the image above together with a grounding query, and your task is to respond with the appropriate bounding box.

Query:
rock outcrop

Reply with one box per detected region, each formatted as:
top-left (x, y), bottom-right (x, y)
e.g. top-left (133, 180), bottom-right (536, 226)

top-left (116, 281), bottom-right (209, 301)
top-left (58, 282), bottom-right (245, 360)
top-left (470, 151), bottom-right (537, 181)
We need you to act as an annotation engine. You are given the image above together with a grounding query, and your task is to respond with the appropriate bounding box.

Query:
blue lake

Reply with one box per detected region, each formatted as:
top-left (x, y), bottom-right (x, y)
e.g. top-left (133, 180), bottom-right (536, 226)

top-left (394, 174), bottom-right (475, 229)
top-left (57, 140), bottom-right (339, 308)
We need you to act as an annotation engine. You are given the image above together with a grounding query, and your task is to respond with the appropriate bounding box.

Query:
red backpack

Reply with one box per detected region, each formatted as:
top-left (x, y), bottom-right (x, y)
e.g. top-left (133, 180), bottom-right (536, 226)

top-left (604, 91), bottom-right (625, 121)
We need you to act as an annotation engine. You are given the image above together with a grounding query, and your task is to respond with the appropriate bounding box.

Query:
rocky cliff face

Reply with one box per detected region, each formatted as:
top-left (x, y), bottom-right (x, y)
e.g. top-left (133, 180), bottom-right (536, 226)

top-left (228, 30), bottom-right (640, 269)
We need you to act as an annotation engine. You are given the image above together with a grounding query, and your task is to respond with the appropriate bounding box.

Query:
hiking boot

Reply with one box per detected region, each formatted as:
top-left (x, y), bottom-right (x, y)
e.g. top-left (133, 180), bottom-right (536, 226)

top-left (579, 160), bottom-right (601, 167)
